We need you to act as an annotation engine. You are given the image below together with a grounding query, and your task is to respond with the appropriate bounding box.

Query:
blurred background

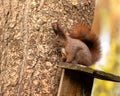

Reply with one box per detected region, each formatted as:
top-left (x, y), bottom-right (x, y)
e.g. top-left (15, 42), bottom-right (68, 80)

top-left (91, 0), bottom-right (120, 96)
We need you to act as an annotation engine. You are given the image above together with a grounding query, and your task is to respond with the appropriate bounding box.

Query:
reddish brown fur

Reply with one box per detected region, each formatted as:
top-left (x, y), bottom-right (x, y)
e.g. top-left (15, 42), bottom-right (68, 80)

top-left (69, 23), bottom-right (101, 63)
top-left (52, 22), bottom-right (101, 66)
top-left (70, 23), bottom-right (91, 40)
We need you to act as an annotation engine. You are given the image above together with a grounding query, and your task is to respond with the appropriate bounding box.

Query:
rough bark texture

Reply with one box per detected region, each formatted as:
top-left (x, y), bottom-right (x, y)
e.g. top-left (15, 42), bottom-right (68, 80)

top-left (0, 0), bottom-right (95, 96)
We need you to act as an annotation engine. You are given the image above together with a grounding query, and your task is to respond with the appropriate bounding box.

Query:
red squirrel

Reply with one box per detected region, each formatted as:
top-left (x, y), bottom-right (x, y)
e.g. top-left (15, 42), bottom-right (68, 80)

top-left (52, 22), bottom-right (101, 66)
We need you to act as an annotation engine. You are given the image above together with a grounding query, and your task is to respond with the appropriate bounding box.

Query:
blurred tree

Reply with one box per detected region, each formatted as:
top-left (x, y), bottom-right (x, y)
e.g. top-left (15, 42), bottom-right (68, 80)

top-left (92, 0), bottom-right (120, 96)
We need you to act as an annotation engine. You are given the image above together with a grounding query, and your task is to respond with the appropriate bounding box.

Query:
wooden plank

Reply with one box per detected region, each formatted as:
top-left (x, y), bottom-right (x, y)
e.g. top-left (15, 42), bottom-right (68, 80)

top-left (58, 63), bottom-right (120, 82)
top-left (57, 69), bottom-right (94, 96)
top-left (57, 69), bottom-right (65, 96)
top-left (93, 70), bottom-right (120, 82)
top-left (58, 63), bottom-right (93, 74)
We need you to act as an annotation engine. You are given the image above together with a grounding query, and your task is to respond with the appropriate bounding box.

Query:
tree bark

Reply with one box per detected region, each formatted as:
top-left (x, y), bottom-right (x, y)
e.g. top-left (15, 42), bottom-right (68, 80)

top-left (0, 0), bottom-right (95, 95)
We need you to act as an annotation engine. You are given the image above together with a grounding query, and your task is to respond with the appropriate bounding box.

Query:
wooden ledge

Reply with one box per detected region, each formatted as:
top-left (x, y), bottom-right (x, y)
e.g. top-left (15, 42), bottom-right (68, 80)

top-left (58, 63), bottom-right (120, 82)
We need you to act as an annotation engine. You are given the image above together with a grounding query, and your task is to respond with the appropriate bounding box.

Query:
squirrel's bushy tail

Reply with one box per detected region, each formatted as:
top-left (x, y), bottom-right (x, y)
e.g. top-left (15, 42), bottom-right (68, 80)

top-left (69, 23), bottom-right (101, 63)
top-left (84, 33), bottom-right (101, 63)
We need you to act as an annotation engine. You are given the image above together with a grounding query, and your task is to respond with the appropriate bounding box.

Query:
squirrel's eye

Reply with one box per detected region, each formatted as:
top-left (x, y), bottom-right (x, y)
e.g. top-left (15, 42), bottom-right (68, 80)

top-left (57, 40), bottom-right (60, 43)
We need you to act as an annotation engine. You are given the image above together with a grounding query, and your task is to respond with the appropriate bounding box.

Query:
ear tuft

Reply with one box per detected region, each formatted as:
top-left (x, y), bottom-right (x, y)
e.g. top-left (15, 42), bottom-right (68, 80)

top-left (52, 22), bottom-right (58, 35)
top-left (52, 22), bottom-right (66, 39)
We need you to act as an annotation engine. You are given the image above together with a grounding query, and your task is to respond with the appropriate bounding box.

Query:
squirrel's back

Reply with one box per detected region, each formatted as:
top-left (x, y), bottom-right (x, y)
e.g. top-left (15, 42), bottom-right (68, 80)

top-left (69, 23), bottom-right (101, 63)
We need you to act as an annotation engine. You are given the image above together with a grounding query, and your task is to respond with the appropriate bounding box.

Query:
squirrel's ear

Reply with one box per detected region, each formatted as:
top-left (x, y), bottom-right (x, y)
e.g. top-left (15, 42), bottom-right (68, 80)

top-left (52, 22), bottom-right (59, 35)
top-left (52, 22), bottom-right (66, 39)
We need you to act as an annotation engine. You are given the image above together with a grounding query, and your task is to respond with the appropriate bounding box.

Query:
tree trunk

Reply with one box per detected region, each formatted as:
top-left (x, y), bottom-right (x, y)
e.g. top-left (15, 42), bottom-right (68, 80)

top-left (0, 0), bottom-right (95, 95)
